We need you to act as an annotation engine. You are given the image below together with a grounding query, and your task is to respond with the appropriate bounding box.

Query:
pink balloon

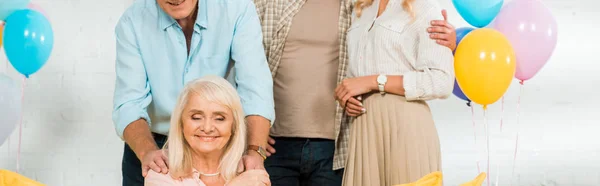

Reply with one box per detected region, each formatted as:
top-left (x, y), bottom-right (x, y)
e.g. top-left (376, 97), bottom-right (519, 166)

top-left (493, 0), bottom-right (558, 81)
top-left (27, 3), bottom-right (48, 18)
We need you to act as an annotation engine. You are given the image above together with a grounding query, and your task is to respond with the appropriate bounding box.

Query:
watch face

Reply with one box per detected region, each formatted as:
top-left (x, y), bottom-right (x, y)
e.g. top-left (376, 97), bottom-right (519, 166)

top-left (377, 75), bottom-right (387, 83)
top-left (258, 147), bottom-right (267, 155)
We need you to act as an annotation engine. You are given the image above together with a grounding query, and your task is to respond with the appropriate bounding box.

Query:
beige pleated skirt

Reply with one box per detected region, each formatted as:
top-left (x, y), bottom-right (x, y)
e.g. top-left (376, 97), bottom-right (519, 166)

top-left (342, 93), bottom-right (442, 186)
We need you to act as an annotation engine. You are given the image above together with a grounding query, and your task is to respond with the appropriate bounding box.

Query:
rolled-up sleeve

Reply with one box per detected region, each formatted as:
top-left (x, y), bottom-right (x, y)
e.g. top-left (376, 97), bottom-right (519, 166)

top-left (230, 0), bottom-right (276, 125)
top-left (403, 8), bottom-right (455, 101)
top-left (112, 14), bottom-right (153, 139)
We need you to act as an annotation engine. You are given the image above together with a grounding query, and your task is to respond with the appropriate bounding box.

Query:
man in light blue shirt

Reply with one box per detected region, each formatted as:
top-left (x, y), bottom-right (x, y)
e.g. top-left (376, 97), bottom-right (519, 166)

top-left (112, 0), bottom-right (274, 185)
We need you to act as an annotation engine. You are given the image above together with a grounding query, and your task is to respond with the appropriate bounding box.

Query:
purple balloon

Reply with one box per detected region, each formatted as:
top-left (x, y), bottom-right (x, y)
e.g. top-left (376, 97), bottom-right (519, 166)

top-left (452, 27), bottom-right (473, 105)
top-left (453, 79), bottom-right (470, 103)
top-left (493, 0), bottom-right (558, 81)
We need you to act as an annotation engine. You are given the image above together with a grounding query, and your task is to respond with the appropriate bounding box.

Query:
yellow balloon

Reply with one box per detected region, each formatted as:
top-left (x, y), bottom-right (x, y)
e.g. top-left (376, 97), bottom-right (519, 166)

top-left (0, 169), bottom-right (46, 186)
top-left (454, 28), bottom-right (516, 108)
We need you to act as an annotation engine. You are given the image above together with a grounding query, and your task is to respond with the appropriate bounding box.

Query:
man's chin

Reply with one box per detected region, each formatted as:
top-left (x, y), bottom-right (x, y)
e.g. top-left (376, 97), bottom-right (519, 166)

top-left (167, 11), bottom-right (192, 20)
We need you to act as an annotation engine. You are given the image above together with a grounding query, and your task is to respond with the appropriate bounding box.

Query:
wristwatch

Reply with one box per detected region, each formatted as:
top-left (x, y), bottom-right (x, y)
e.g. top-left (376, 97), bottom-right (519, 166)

top-left (248, 145), bottom-right (267, 160)
top-left (377, 74), bottom-right (388, 94)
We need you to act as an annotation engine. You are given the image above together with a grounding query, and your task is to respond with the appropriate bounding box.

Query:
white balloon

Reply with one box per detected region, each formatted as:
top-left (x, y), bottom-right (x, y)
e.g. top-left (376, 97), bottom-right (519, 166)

top-left (0, 74), bottom-right (21, 145)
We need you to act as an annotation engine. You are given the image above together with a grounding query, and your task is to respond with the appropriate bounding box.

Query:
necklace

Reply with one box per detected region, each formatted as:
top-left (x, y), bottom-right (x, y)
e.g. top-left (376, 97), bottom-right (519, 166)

top-left (198, 172), bottom-right (220, 177)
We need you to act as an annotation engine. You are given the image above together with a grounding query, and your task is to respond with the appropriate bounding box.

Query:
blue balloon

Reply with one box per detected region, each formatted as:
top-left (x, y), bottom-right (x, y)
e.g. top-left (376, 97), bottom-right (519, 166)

top-left (0, 0), bottom-right (31, 20)
top-left (452, 0), bottom-right (503, 28)
top-left (3, 9), bottom-right (54, 78)
top-left (452, 27), bottom-right (475, 105)
top-left (453, 27), bottom-right (475, 54)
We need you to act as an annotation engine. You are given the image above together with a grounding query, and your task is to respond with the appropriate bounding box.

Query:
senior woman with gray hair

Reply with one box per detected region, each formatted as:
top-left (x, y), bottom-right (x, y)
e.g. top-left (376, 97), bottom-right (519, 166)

top-left (145, 76), bottom-right (271, 186)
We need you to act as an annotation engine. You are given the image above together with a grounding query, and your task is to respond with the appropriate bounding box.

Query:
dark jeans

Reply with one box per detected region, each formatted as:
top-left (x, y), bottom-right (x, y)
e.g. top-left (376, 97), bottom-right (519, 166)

top-left (122, 133), bottom-right (167, 186)
top-left (265, 137), bottom-right (344, 186)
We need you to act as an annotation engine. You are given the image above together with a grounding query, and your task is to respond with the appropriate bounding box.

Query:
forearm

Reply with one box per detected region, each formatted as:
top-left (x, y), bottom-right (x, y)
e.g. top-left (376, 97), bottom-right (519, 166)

top-left (382, 75), bottom-right (406, 96)
top-left (362, 75), bottom-right (406, 96)
top-left (246, 115), bottom-right (270, 148)
top-left (123, 119), bottom-right (158, 160)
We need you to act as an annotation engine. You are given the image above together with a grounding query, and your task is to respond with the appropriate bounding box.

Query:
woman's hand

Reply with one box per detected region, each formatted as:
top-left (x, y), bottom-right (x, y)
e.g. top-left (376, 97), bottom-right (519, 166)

top-left (345, 96), bottom-right (364, 117)
top-left (227, 169), bottom-right (271, 186)
top-left (335, 76), bottom-right (376, 108)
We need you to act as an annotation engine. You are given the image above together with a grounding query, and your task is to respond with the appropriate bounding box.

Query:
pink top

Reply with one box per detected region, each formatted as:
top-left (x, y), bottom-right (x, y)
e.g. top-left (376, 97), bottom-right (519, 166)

top-left (144, 169), bottom-right (207, 186)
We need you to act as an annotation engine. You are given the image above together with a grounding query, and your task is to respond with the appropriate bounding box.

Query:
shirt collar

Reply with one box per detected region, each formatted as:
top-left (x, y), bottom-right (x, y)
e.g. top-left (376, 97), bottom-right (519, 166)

top-left (158, 0), bottom-right (208, 31)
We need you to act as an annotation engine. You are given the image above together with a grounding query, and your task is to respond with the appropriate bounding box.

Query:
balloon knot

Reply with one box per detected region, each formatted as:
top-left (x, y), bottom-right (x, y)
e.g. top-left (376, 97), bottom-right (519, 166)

top-left (519, 80), bottom-right (524, 85)
top-left (483, 105), bottom-right (487, 110)
top-left (466, 102), bottom-right (471, 107)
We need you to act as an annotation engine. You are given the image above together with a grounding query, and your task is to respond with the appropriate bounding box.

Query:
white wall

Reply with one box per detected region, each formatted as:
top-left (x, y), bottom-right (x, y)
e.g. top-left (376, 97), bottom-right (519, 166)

top-left (0, 0), bottom-right (598, 185)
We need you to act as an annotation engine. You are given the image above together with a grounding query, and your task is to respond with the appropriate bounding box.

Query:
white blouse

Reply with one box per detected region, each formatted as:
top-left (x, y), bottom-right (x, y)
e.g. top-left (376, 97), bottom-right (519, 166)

top-left (346, 0), bottom-right (455, 101)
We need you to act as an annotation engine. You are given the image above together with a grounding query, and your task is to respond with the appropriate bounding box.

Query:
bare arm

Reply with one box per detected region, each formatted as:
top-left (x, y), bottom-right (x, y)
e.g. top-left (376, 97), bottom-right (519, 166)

top-left (246, 115), bottom-right (270, 153)
top-left (123, 119), bottom-right (158, 160)
top-left (113, 13), bottom-right (168, 177)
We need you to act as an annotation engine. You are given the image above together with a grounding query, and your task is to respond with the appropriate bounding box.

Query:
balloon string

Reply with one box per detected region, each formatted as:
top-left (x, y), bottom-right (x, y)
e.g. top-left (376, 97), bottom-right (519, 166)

top-left (511, 80), bottom-right (524, 186)
top-left (484, 107), bottom-right (490, 186)
top-left (500, 96), bottom-right (504, 130)
top-left (495, 97), bottom-right (505, 186)
top-left (7, 133), bottom-right (10, 157)
top-left (471, 104), bottom-right (480, 174)
top-left (17, 77), bottom-right (25, 173)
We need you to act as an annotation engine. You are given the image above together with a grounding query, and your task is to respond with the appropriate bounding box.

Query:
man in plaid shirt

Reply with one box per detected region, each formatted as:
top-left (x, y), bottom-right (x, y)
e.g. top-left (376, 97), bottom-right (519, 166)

top-left (252, 0), bottom-right (457, 185)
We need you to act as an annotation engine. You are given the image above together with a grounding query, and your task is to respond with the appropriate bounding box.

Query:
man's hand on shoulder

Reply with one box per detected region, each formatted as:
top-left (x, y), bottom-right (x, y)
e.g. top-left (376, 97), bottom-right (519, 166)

top-left (427, 9), bottom-right (457, 51)
top-left (141, 149), bottom-right (169, 177)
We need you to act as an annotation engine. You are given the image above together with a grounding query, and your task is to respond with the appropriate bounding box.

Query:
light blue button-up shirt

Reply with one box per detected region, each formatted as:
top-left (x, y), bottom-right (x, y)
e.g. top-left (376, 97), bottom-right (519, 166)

top-left (112, 0), bottom-right (275, 139)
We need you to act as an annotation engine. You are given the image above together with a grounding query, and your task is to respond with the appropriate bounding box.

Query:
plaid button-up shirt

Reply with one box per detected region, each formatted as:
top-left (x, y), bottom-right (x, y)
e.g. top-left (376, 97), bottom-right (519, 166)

top-left (253, 0), bottom-right (354, 170)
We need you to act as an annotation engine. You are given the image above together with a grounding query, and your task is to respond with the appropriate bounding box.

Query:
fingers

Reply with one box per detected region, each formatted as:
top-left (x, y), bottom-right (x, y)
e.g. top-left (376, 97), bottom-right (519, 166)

top-left (346, 102), bottom-right (364, 114)
top-left (430, 33), bottom-right (451, 40)
top-left (337, 90), bottom-right (348, 108)
top-left (265, 137), bottom-right (276, 157)
top-left (142, 166), bottom-right (150, 177)
top-left (430, 20), bottom-right (453, 29)
top-left (427, 26), bottom-right (451, 34)
top-left (268, 137), bottom-right (276, 145)
top-left (148, 162), bottom-right (162, 175)
top-left (442, 9), bottom-right (448, 21)
top-left (345, 106), bottom-right (363, 116)
top-left (266, 145), bottom-right (276, 157)
top-left (161, 153), bottom-right (169, 166)
top-left (345, 109), bottom-right (361, 117)
top-left (155, 157), bottom-right (169, 174)
top-left (341, 94), bottom-right (353, 109)
top-left (336, 87), bottom-right (348, 101)
top-left (347, 97), bottom-right (362, 107)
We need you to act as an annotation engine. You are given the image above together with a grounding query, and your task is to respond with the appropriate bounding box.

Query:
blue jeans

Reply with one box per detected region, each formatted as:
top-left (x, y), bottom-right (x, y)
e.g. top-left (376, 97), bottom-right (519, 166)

top-left (265, 137), bottom-right (344, 186)
top-left (121, 133), bottom-right (167, 186)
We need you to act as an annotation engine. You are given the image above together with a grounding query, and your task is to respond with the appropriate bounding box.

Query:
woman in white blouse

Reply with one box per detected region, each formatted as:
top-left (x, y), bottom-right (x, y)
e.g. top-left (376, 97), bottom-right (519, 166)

top-left (334, 0), bottom-right (454, 185)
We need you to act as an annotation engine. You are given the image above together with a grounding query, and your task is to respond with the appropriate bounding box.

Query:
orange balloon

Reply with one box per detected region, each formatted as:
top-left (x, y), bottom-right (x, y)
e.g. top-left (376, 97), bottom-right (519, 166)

top-left (0, 23), bottom-right (3, 49)
top-left (454, 28), bottom-right (516, 108)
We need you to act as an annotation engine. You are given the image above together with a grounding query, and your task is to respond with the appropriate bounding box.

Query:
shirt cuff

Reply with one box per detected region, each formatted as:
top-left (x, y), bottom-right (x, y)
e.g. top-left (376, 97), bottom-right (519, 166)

top-left (113, 107), bottom-right (151, 140)
top-left (241, 103), bottom-right (275, 127)
top-left (403, 72), bottom-right (423, 100)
